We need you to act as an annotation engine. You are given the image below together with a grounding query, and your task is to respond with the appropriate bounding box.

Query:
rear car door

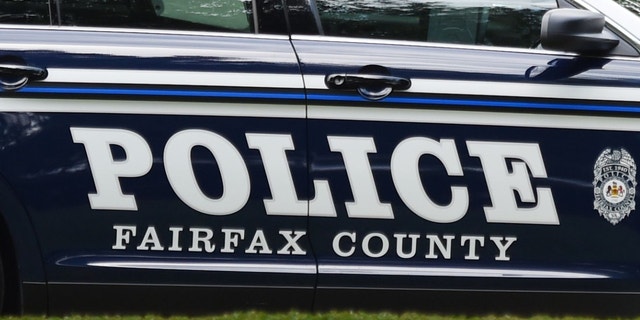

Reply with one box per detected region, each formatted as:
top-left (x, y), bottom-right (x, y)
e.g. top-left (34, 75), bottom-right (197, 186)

top-left (0, 0), bottom-right (313, 314)
top-left (288, 0), bottom-right (640, 313)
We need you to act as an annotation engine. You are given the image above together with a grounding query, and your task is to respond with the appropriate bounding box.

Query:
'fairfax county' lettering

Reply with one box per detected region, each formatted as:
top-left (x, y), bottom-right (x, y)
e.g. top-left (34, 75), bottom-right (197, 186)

top-left (112, 225), bottom-right (307, 255)
top-left (332, 231), bottom-right (517, 261)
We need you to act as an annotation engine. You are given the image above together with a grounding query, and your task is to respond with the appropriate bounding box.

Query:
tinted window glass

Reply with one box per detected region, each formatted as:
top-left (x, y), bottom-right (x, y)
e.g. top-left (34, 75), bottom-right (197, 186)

top-left (0, 0), bottom-right (50, 24)
top-left (315, 0), bottom-right (557, 48)
top-left (60, 0), bottom-right (254, 33)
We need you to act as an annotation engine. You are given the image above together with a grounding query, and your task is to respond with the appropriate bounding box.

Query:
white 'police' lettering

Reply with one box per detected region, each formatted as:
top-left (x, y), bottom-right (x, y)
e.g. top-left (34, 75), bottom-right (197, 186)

top-left (328, 136), bottom-right (394, 219)
top-left (165, 130), bottom-right (250, 216)
top-left (247, 133), bottom-right (336, 217)
top-left (71, 128), bottom-right (152, 211)
top-left (73, 128), bottom-right (559, 225)
top-left (391, 138), bottom-right (468, 223)
top-left (467, 141), bottom-right (559, 225)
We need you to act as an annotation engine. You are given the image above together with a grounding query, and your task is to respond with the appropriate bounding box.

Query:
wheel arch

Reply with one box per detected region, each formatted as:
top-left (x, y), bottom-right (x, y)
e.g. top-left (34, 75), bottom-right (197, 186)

top-left (0, 174), bottom-right (48, 314)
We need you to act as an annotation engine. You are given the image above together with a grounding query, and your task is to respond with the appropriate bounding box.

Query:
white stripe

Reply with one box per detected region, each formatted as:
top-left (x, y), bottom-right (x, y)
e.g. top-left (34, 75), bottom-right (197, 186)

top-left (0, 98), bottom-right (305, 118)
top-left (318, 264), bottom-right (608, 279)
top-left (292, 35), bottom-right (566, 55)
top-left (0, 42), bottom-right (274, 59)
top-left (45, 69), bottom-right (304, 88)
top-left (309, 105), bottom-right (640, 132)
top-left (305, 75), bottom-right (640, 103)
top-left (89, 261), bottom-right (317, 274)
top-left (2, 98), bottom-right (637, 132)
top-left (86, 259), bottom-right (605, 279)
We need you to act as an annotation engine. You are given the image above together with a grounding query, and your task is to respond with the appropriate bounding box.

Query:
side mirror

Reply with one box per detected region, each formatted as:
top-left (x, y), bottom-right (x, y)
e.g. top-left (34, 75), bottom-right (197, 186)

top-left (540, 8), bottom-right (619, 55)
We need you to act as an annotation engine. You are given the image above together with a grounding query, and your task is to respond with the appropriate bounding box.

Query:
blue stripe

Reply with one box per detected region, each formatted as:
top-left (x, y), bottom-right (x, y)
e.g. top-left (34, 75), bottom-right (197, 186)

top-left (17, 86), bottom-right (640, 113)
top-left (308, 94), bottom-right (640, 113)
top-left (19, 87), bottom-right (305, 100)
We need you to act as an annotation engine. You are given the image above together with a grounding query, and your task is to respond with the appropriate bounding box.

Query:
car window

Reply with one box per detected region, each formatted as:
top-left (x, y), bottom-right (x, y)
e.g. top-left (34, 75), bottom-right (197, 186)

top-left (0, 0), bottom-right (50, 24)
top-left (315, 0), bottom-right (558, 48)
top-left (59, 0), bottom-right (255, 33)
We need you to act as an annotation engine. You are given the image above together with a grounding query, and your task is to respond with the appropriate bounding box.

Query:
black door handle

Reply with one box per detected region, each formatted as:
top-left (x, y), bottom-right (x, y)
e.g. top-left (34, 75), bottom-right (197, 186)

top-left (325, 74), bottom-right (411, 90)
top-left (325, 73), bottom-right (411, 100)
top-left (0, 63), bottom-right (48, 91)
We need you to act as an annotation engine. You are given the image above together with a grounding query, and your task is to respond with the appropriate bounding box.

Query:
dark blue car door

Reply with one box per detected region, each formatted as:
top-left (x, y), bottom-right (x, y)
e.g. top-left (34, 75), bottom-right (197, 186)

top-left (288, 0), bottom-right (640, 312)
top-left (0, 0), bottom-right (314, 313)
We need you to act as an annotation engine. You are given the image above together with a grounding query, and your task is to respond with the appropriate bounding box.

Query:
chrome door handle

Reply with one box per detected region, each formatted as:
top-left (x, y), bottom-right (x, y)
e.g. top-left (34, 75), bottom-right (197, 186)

top-left (0, 64), bottom-right (48, 91)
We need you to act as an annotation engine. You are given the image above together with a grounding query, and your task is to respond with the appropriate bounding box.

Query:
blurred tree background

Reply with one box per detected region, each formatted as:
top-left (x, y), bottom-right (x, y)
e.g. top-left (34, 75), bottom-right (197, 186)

top-left (614, 0), bottom-right (640, 15)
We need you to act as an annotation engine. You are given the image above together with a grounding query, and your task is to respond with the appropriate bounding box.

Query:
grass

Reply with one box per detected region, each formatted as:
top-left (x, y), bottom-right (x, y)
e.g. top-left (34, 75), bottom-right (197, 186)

top-left (0, 312), bottom-right (622, 320)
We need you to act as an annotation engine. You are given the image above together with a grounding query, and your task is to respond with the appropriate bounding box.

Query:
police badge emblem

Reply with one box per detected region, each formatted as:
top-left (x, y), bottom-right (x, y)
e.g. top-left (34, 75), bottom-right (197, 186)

top-left (593, 148), bottom-right (637, 225)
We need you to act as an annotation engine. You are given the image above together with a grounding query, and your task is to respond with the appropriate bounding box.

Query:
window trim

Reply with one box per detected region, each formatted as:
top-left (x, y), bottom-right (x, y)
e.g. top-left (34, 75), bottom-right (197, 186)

top-left (290, 34), bottom-right (640, 61)
top-left (571, 0), bottom-right (640, 50)
top-left (0, 23), bottom-right (291, 40)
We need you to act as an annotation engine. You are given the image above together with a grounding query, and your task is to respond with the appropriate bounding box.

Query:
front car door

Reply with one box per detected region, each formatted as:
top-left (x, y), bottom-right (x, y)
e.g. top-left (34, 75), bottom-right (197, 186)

top-left (288, 0), bottom-right (640, 313)
top-left (0, 0), bottom-right (314, 314)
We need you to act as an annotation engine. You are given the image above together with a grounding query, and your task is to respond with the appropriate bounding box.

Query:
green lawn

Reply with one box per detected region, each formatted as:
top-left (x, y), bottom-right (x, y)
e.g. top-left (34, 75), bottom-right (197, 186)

top-left (0, 313), bottom-right (619, 320)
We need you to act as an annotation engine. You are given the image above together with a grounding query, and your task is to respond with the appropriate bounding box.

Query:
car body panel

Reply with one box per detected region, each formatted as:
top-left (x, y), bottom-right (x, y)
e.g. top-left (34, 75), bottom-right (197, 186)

top-left (1, 0), bottom-right (640, 315)
top-left (0, 26), bottom-right (313, 313)
top-left (290, 29), bottom-right (640, 309)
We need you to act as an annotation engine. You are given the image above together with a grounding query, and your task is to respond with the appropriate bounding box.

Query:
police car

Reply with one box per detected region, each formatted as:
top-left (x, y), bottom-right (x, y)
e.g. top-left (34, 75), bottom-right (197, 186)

top-left (0, 0), bottom-right (640, 315)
